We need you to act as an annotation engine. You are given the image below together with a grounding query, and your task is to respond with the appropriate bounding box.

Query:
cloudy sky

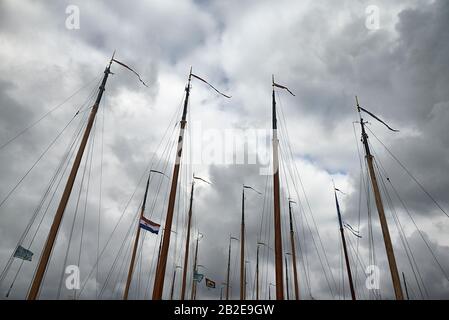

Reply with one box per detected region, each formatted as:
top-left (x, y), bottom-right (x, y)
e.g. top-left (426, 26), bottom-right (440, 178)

top-left (0, 0), bottom-right (448, 300)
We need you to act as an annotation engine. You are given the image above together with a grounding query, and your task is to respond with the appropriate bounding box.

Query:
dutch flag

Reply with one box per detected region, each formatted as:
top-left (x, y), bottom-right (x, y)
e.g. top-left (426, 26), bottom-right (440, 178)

top-left (139, 216), bottom-right (160, 234)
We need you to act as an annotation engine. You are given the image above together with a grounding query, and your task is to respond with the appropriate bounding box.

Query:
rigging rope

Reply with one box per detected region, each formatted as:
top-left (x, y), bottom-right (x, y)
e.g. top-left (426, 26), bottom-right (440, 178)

top-left (369, 139), bottom-right (449, 291)
top-left (371, 153), bottom-right (428, 298)
top-left (0, 78), bottom-right (101, 211)
top-left (366, 126), bottom-right (449, 219)
top-left (56, 121), bottom-right (94, 299)
top-left (75, 117), bottom-right (98, 298)
top-left (1, 100), bottom-right (94, 298)
top-left (276, 91), bottom-right (337, 297)
top-left (0, 114), bottom-right (79, 210)
top-left (29, 116), bottom-right (93, 299)
top-left (96, 92), bottom-right (106, 298)
top-left (78, 86), bottom-right (185, 298)
top-left (4, 116), bottom-right (87, 298)
top-left (0, 108), bottom-right (90, 292)
top-left (0, 75), bottom-right (100, 151)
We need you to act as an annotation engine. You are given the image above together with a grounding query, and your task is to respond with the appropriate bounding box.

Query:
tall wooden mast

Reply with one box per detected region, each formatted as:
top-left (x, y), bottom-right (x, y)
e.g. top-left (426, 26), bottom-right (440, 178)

top-left (152, 69), bottom-right (229, 299)
top-left (180, 176), bottom-right (210, 300)
top-left (356, 96), bottom-right (404, 300)
top-left (123, 170), bottom-right (165, 299)
top-left (240, 187), bottom-right (245, 300)
top-left (271, 75), bottom-right (284, 300)
top-left (152, 69), bottom-right (192, 299)
top-left (333, 187), bottom-right (356, 300)
top-left (240, 185), bottom-right (260, 300)
top-left (226, 235), bottom-right (238, 300)
top-left (244, 261), bottom-right (249, 298)
top-left (27, 55), bottom-right (114, 300)
top-left (255, 242), bottom-right (265, 300)
top-left (190, 233), bottom-right (201, 300)
top-left (226, 237), bottom-right (231, 300)
top-left (170, 266), bottom-right (181, 300)
top-left (285, 255), bottom-right (290, 300)
top-left (288, 199), bottom-right (300, 300)
top-left (181, 181), bottom-right (195, 300)
top-left (123, 171), bottom-right (151, 299)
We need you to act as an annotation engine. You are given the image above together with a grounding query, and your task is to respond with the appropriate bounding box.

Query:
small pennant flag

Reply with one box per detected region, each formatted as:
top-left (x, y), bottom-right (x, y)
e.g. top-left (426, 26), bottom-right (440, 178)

top-left (112, 58), bottom-right (149, 87)
top-left (344, 223), bottom-right (362, 238)
top-left (193, 271), bottom-right (204, 283)
top-left (13, 245), bottom-right (33, 261)
top-left (273, 82), bottom-right (295, 96)
top-left (139, 216), bottom-right (160, 234)
top-left (191, 74), bottom-right (231, 98)
top-left (205, 278), bottom-right (216, 289)
top-left (358, 106), bottom-right (399, 132)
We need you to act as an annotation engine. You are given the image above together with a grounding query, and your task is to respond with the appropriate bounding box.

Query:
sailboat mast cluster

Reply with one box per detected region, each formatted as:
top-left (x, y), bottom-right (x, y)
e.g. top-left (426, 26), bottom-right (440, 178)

top-left (3, 51), bottom-right (444, 302)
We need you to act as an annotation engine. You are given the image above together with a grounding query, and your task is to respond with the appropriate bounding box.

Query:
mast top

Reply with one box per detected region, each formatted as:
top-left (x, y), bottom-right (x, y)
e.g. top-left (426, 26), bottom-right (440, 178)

top-left (108, 50), bottom-right (116, 69)
top-left (355, 95), bottom-right (366, 128)
top-left (188, 66), bottom-right (193, 83)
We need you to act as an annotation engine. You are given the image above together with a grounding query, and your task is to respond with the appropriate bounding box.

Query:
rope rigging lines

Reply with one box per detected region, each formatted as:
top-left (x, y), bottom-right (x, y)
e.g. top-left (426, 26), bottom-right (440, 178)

top-left (79, 84), bottom-right (188, 300)
top-left (0, 75), bottom-right (101, 151)
top-left (2, 59), bottom-right (448, 302)
top-left (366, 126), bottom-right (449, 220)
top-left (352, 119), bottom-right (449, 299)
top-left (275, 91), bottom-right (338, 299)
top-left (369, 136), bottom-right (448, 294)
top-left (0, 80), bottom-right (98, 298)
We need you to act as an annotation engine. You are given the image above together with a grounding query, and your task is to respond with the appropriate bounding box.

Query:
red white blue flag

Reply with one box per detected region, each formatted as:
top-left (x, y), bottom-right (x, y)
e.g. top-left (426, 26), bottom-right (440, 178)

top-left (139, 216), bottom-right (160, 234)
